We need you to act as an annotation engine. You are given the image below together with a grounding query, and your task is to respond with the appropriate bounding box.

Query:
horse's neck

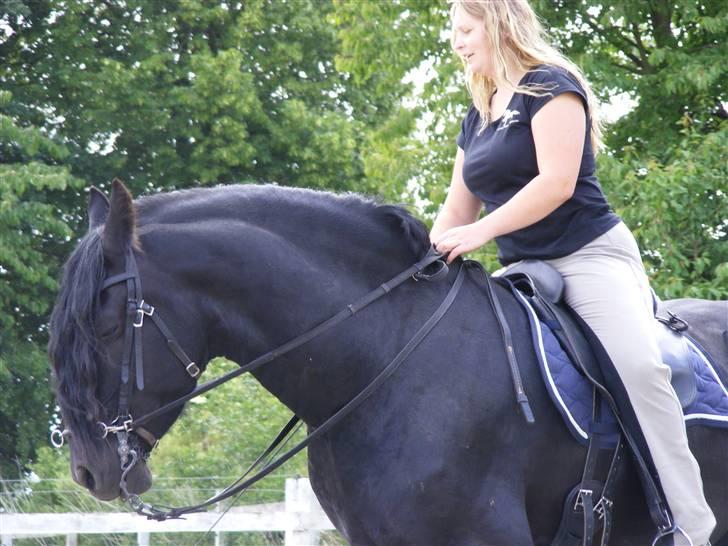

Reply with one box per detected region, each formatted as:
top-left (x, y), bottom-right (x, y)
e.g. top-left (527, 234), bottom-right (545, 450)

top-left (168, 202), bottom-right (427, 424)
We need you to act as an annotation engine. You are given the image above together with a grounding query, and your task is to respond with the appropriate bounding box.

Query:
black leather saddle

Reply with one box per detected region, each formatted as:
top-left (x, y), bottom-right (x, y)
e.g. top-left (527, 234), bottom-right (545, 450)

top-left (500, 259), bottom-right (697, 408)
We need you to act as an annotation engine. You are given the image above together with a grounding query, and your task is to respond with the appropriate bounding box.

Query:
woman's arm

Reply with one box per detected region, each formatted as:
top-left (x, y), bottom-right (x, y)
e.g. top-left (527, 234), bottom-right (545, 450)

top-left (433, 92), bottom-right (587, 262)
top-left (430, 147), bottom-right (483, 242)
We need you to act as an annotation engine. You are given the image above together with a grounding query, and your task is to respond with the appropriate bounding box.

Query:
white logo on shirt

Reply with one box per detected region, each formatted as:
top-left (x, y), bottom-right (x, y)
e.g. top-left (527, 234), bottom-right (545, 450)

top-left (496, 109), bottom-right (520, 131)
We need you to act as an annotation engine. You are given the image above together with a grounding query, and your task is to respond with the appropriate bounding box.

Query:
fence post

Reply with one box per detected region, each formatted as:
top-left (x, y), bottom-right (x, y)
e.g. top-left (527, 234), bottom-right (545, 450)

top-left (285, 478), bottom-right (321, 546)
top-left (137, 532), bottom-right (150, 546)
top-left (65, 534), bottom-right (78, 546)
top-left (1, 535), bottom-right (12, 546)
top-left (215, 491), bottom-right (225, 546)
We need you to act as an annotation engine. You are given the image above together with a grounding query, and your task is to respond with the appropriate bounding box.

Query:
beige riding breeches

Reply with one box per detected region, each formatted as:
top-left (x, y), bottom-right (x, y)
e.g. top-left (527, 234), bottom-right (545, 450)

top-left (539, 221), bottom-right (715, 546)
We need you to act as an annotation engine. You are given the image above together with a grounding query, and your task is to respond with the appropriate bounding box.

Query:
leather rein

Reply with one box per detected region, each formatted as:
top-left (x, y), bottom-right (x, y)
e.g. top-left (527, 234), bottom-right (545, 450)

top-left (93, 245), bottom-right (476, 520)
top-left (56, 244), bottom-right (534, 521)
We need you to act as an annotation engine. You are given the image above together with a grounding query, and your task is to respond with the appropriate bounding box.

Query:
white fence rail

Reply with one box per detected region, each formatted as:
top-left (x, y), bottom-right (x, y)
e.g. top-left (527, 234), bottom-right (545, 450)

top-left (0, 478), bottom-right (335, 546)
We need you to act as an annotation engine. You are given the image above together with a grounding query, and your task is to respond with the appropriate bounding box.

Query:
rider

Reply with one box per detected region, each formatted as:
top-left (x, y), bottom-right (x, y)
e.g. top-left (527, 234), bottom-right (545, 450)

top-left (431, 1), bottom-right (715, 544)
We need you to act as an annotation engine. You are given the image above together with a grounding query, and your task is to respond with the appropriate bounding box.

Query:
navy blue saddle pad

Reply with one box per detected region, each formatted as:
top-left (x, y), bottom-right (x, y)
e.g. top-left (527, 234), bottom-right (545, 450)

top-left (509, 289), bottom-right (728, 445)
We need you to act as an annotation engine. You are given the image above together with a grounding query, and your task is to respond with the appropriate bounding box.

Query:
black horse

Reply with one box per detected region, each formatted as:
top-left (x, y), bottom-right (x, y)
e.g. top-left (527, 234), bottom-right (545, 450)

top-left (49, 181), bottom-right (728, 545)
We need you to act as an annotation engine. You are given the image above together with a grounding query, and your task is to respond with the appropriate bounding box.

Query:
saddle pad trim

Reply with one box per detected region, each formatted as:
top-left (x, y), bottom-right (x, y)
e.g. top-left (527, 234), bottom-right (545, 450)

top-left (510, 288), bottom-right (589, 441)
top-left (512, 289), bottom-right (728, 441)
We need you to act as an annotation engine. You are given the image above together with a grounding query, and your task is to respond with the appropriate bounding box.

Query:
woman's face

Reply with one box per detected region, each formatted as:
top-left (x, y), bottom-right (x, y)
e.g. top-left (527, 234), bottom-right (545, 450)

top-left (451, 6), bottom-right (492, 77)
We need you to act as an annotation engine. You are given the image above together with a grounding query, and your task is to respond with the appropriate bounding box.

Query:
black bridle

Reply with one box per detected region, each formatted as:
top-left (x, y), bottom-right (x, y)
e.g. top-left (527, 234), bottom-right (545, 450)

top-left (58, 244), bottom-right (533, 521)
top-left (96, 247), bottom-right (201, 499)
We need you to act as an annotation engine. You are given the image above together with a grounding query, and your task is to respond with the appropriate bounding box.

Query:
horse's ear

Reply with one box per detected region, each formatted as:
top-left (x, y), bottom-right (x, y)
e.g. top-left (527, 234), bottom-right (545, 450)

top-left (88, 186), bottom-right (110, 231)
top-left (102, 178), bottom-right (137, 258)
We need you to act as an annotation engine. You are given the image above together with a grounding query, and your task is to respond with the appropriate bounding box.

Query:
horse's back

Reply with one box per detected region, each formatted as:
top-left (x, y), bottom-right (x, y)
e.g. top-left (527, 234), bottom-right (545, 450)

top-left (661, 298), bottom-right (728, 373)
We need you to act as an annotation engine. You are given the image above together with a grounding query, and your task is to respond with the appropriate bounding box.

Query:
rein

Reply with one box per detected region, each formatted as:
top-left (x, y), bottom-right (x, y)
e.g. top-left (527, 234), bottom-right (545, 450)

top-left (135, 261), bottom-right (468, 520)
top-left (98, 245), bottom-right (475, 519)
top-left (65, 243), bottom-right (534, 521)
top-left (107, 246), bottom-right (448, 433)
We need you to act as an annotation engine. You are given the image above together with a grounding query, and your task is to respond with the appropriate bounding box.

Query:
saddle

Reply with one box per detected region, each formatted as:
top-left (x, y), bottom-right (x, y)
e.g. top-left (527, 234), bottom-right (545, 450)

top-left (497, 259), bottom-right (725, 546)
top-left (502, 260), bottom-right (699, 408)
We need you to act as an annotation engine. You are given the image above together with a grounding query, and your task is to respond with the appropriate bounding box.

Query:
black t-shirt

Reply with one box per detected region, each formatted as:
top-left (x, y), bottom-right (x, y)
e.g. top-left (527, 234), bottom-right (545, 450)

top-left (456, 64), bottom-right (620, 265)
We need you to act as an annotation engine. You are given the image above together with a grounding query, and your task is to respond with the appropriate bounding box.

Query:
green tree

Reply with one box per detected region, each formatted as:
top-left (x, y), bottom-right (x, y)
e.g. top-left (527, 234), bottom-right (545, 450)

top-left (0, 88), bottom-right (83, 477)
top-left (599, 125), bottom-right (728, 298)
top-left (532, 0), bottom-right (727, 157)
top-left (1, 0), bottom-right (374, 196)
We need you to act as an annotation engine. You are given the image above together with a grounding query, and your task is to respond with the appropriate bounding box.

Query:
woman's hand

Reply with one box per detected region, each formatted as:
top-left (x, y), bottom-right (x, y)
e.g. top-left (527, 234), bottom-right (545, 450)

top-left (433, 220), bottom-right (494, 263)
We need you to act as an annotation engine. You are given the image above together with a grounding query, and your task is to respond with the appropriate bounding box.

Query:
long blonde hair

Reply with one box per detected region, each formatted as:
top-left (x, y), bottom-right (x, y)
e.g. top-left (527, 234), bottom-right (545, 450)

top-left (450, 0), bottom-right (603, 153)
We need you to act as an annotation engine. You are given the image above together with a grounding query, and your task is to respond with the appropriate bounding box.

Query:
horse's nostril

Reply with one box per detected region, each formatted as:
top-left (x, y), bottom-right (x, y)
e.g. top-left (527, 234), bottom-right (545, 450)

top-left (76, 465), bottom-right (96, 491)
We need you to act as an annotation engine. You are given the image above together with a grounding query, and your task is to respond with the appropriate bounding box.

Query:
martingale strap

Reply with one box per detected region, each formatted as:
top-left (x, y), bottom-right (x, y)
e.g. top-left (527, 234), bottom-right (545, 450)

top-left (130, 259), bottom-right (468, 520)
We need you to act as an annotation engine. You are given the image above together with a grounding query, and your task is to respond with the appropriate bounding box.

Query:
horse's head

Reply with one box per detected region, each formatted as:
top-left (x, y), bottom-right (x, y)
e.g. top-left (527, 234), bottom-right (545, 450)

top-left (49, 180), bottom-right (203, 501)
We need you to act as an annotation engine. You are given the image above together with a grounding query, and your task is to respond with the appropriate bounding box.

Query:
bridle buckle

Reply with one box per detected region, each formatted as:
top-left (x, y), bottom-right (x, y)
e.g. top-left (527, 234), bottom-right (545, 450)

top-left (186, 362), bottom-right (201, 377)
top-left (133, 300), bottom-right (155, 328)
top-left (99, 416), bottom-right (135, 439)
top-left (574, 488), bottom-right (593, 511)
top-left (594, 496), bottom-right (613, 520)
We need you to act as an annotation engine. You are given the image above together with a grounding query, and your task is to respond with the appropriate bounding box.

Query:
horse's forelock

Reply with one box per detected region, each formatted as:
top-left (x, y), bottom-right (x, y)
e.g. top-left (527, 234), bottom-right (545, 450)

top-left (48, 230), bottom-right (108, 441)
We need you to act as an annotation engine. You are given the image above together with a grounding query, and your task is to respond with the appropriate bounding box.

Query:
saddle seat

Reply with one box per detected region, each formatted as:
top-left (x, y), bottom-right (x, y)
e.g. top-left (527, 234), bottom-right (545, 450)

top-left (501, 259), bottom-right (697, 408)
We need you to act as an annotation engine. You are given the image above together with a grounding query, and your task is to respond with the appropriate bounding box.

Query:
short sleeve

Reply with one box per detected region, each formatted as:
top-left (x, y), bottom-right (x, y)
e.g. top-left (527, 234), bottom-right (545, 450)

top-left (456, 105), bottom-right (476, 149)
top-left (523, 66), bottom-right (589, 120)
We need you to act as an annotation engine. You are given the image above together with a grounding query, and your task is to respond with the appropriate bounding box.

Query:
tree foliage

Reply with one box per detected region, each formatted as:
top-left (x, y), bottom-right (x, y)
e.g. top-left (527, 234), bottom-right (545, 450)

top-left (599, 125), bottom-right (728, 299)
top-left (0, 87), bottom-right (83, 477)
top-left (1, 0), bottom-right (372, 196)
top-left (532, 0), bottom-right (727, 157)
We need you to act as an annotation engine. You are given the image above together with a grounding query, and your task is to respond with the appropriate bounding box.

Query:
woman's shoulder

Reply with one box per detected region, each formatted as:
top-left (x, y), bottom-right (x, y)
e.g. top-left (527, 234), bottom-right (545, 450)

top-left (460, 103), bottom-right (481, 129)
top-left (519, 64), bottom-right (590, 119)
top-left (523, 64), bottom-right (582, 89)
top-left (457, 103), bottom-right (482, 148)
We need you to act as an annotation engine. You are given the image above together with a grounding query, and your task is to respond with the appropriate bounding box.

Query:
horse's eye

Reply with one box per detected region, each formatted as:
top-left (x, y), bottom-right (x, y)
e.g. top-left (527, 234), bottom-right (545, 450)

top-left (98, 325), bottom-right (122, 340)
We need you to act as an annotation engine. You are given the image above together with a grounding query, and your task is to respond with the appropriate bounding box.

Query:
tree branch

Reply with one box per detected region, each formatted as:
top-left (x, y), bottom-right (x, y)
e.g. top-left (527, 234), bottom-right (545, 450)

top-left (608, 59), bottom-right (643, 75)
top-left (584, 16), bottom-right (648, 72)
top-left (630, 24), bottom-right (651, 64)
top-left (648, 0), bottom-right (676, 48)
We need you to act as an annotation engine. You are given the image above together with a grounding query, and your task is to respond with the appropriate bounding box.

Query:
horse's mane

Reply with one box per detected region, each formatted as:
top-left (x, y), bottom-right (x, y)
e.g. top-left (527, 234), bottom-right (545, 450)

top-left (136, 184), bottom-right (431, 257)
top-left (49, 185), bottom-right (430, 437)
top-left (48, 230), bottom-right (107, 441)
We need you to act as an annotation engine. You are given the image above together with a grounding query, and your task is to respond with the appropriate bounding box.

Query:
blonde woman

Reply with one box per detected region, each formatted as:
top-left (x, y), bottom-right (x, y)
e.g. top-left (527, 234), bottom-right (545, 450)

top-left (431, 1), bottom-right (715, 544)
